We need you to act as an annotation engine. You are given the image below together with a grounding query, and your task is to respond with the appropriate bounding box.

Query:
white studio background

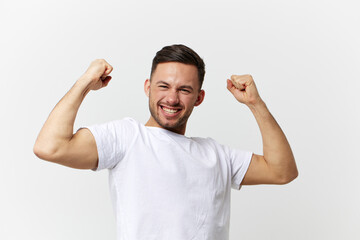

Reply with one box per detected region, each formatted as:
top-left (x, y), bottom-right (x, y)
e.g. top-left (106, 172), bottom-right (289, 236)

top-left (1, 0), bottom-right (359, 239)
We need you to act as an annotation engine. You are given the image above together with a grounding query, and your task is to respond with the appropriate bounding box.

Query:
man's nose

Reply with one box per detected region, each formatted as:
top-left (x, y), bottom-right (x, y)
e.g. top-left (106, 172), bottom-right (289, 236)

top-left (165, 90), bottom-right (180, 105)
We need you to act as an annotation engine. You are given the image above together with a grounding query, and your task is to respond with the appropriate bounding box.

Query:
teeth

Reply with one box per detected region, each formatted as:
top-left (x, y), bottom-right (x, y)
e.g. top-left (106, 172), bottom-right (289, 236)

top-left (162, 107), bottom-right (179, 113)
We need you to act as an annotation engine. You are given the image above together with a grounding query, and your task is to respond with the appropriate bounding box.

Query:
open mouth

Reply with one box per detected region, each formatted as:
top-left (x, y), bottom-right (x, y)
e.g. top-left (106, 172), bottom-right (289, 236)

top-left (160, 105), bottom-right (182, 116)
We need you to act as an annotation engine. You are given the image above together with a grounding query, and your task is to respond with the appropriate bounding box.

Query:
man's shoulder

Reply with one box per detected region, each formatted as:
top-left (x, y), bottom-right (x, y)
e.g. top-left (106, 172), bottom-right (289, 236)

top-left (191, 136), bottom-right (238, 153)
top-left (90, 117), bottom-right (141, 136)
top-left (106, 117), bottom-right (139, 127)
top-left (190, 136), bottom-right (220, 146)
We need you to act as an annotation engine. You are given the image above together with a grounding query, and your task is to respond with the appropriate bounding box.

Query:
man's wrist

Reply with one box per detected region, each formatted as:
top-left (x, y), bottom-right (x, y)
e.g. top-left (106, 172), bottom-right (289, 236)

top-left (247, 98), bottom-right (266, 111)
top-left (74, 75), bottom-right (93, 96)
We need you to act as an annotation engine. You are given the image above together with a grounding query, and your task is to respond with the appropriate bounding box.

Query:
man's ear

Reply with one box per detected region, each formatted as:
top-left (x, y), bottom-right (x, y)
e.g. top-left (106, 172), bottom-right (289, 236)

top-left (144, 79), bottom-right (150, 97)
top-left (195, 89), bottom-right (205, 106)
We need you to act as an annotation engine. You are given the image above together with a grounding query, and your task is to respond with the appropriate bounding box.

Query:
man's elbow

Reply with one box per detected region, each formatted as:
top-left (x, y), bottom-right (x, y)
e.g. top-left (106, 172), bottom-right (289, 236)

top-left (278, 168), bottom-right (299, 185)
top-left (33, 142), bottom-right (59, 162)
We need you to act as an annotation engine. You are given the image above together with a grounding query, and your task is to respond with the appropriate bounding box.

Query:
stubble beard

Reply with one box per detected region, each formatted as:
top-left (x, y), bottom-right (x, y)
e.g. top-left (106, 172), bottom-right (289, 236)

top-left (148, 96), bottom-right (193, 133)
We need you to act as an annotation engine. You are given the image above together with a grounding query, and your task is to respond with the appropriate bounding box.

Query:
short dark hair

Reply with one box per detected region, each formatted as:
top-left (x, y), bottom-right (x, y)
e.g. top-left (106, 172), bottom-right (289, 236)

top-left (150, 44), bottom-right (205, 90)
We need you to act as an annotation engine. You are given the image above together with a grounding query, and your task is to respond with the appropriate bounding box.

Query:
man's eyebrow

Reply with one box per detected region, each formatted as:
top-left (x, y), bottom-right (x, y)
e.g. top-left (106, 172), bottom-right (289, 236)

top-left (156, 81), bottom-right (170, 86)
top-left (156, 81), bottom-right (194, 91)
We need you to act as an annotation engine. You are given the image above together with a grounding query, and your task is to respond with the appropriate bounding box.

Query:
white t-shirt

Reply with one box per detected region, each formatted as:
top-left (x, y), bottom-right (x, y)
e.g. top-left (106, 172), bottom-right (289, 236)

top-left (79, 117), bottom-right (253, 240)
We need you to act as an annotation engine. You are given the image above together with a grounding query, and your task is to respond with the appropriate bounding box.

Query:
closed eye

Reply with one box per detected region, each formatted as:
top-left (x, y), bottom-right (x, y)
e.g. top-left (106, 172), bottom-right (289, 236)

top-left (180, 89), bottom-right (191, 93)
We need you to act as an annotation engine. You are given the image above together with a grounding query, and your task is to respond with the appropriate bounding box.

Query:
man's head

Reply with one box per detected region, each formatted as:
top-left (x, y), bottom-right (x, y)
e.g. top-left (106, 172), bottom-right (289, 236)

top-left (150, 44), bottom-right (205, 91)
top-left (144, 44), bottom-right (206, 135)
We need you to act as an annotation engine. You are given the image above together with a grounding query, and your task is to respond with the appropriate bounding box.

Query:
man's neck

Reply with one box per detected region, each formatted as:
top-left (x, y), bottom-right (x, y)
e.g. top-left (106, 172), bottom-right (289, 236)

top-left (145, 117), bottom-right (186, 135)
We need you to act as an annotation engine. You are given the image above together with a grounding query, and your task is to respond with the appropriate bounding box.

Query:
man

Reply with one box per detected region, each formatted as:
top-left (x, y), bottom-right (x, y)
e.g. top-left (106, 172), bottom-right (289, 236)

top-left (34, 44), bottom-right (298, 239)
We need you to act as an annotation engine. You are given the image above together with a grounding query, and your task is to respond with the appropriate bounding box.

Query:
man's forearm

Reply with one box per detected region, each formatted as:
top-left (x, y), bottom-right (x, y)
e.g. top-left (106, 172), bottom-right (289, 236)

top-left (249, 100), bottom-right (298, 181)
top-left (34, 77), bottom-right (91, 156)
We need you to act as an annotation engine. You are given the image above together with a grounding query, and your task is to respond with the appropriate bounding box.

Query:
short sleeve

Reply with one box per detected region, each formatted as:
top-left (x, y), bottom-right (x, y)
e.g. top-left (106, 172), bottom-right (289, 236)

top-left (76, 118), bottom-right (136, 171)
top-left (225, 146), bottom-right (253, 190)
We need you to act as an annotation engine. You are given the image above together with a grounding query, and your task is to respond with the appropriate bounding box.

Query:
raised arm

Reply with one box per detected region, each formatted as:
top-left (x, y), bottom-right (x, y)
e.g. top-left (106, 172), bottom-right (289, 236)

top-left (227, 74), bottom-right (298, 185)
top-left (33, 59), bottom-right (113, 169)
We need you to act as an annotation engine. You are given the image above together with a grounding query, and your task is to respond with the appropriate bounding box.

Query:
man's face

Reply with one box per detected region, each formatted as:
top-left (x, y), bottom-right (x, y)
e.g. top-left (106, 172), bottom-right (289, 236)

top-left (144, 62), bottom-right (205, 135)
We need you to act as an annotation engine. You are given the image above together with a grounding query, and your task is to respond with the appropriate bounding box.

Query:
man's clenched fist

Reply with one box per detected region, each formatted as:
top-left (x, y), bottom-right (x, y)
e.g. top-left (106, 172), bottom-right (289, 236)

top-left (227, 74), bottom-right (263, 107)
top-left (80, 59), bottom-right (113, 91)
